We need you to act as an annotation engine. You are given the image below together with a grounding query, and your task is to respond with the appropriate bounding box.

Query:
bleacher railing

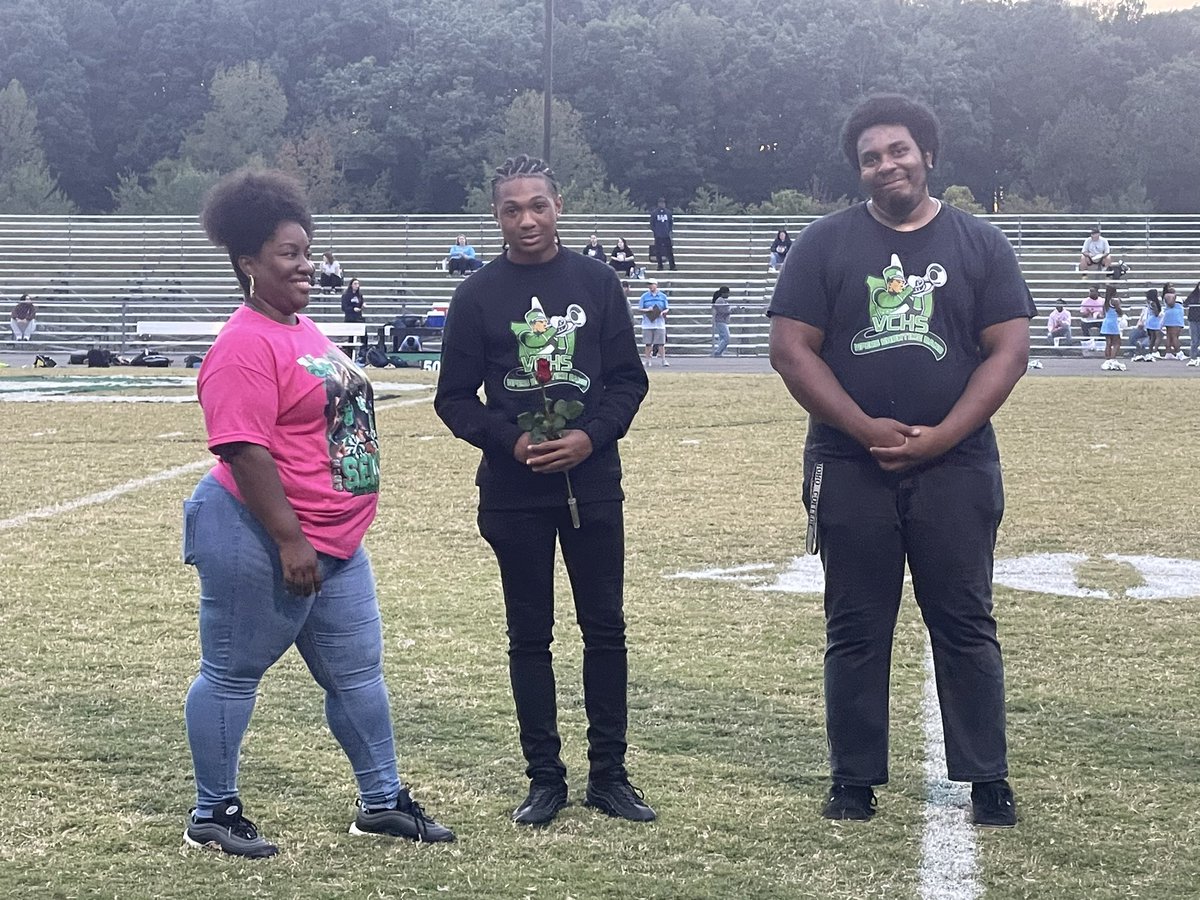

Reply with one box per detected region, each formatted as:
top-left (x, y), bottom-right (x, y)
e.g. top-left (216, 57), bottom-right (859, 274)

top-left (2, 213), bottom-right (1196, 357)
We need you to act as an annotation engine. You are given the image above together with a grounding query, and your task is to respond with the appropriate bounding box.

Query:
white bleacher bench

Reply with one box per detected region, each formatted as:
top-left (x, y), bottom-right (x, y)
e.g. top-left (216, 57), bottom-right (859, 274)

top-left (136, 320), bottom-right (368, 342)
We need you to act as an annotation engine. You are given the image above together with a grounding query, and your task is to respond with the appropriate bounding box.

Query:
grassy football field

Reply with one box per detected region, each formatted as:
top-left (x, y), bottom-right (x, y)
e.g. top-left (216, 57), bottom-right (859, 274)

top-left (0, 368), bottom-right (1197, 899)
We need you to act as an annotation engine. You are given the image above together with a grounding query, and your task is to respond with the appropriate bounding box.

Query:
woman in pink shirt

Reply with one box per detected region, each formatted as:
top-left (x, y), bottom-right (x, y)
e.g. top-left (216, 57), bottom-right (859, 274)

top-left (181, 169), bottom-right (452, 858)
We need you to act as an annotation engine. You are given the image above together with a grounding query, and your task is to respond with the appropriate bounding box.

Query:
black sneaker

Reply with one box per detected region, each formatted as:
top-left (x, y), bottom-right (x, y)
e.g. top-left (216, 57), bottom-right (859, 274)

top-left (971, 780), bottom-right (1017, 828)
top-left (822, 783), bottom-right (877, 820)
top-left (184, 797), bottom-right (278, 858)
top-left (512, 781), bottom-right (569, 826)
top-left (349, 788), bottom-right (455, 842)
top-left (584, 778), bottom-right (656, 822)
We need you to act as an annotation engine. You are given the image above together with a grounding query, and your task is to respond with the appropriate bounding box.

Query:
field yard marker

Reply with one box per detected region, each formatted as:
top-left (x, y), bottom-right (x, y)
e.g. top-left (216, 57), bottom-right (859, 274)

top-left (0, 396), bottom-right (433, 533)
top-left (0, 459), bottom-right (213, 532)
top-left (918, 645), bottom-right (982, 900)
top-left (376, 395), bottom-right (434, 412)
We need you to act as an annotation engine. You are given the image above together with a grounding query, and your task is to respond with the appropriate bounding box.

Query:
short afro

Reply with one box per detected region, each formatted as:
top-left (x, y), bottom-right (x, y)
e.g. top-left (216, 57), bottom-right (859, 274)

top-left (200, 169), bottom-right (314, 295)
top-left (840, 94), bottom-right (941, 171)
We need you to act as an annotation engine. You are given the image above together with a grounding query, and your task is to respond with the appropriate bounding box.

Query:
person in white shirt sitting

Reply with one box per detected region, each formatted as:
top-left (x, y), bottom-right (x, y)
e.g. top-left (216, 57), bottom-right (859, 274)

top-left (1079, 227), bottom-right (1111, 273)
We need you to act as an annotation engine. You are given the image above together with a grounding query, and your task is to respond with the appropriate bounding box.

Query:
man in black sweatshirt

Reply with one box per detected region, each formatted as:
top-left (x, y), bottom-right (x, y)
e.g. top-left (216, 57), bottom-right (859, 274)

top-left (434, 154), bottom-right (652, 827)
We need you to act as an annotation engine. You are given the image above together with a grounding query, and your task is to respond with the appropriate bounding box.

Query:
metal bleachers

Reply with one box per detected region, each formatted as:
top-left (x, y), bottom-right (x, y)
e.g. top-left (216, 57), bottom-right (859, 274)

top-left (1, 212), bottom-right (1196, 358)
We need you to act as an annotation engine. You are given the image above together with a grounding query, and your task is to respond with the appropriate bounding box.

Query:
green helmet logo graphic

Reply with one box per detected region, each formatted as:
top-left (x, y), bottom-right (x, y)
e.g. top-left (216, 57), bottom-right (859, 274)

top-left (504, 296), bottom-right (592, 392)
top-left (853, 254), bottom-right (948, 359)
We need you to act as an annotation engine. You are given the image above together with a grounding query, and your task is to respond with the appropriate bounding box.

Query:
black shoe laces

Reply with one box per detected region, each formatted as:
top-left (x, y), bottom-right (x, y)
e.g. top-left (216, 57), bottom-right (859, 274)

top-left (396, 793), bottom-right (433, 839)
top-left (227, 814), bottom-right (261, 841)
top-left (611, 780), bottom-right (647, 805)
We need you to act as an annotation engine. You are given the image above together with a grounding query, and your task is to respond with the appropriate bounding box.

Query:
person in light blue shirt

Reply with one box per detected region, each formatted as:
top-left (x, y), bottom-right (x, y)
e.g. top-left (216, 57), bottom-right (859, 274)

top-left (447, 234), bottom-right (483, 276)
top-left (638, 281), bottom-right (669, 366)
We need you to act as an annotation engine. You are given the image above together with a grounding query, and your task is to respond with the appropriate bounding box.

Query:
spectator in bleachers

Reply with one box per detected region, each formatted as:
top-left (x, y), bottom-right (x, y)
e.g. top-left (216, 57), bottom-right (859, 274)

top-left (711, 285), bottom-right (733, 356)
top-left (1079, 227), bottom-right (1111, 273)
top-left (1161, 282), bottom-right (1185, 359)
top-left (639, 280), bottom-right (669, 366)
top-left (446, 234), bottom-right (483, 276)
top-left (1100, 284), bottom-right (1124, 370)
top-left (1079, 285), bottom-right (1103, 350)
top-left (769, 229), bottom-right (792, 273)
top-left (1185, 281), bottom-right (1200, 367)
top-left (1143, 288), bottom-right (1163, 356)
top-left (650, 197), bottom-right (676, 271)
top-left (9, 294), bottom-right (36, 341)
top-left (608, 237), bottom-right (640, 278)
top-left (183, 168), bottom-right (453, 858)
top-left (341, 278), bottom-right (365, 323)
top-left (582, 233), bottom-right (605, 261)
top-left (318, 251), bottom-right (344, 292)
top-left (1047, 302), bottom-right (1072, 346)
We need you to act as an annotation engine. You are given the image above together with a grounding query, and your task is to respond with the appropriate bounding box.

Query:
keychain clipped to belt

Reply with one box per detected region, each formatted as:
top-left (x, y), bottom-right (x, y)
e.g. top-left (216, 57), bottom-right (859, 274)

top-left (805, 462), bottom-right (823, 555)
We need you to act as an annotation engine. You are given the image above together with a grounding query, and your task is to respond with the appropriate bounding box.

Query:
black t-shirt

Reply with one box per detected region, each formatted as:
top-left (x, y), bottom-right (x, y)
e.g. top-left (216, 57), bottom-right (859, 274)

top-left (434, 249), bottom-right (648, 509)
top-left (768, 202), bottom-right (1035, 464)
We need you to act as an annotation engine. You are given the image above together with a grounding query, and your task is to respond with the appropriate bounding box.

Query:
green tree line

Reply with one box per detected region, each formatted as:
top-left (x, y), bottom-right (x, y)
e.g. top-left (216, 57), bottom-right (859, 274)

top-left (1, 0), bottom-right (1198, 215)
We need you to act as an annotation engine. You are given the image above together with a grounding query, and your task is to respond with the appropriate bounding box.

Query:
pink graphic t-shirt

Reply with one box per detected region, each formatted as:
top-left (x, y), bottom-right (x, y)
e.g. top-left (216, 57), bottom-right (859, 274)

top-left (197, 306), bottom-right (379, 558)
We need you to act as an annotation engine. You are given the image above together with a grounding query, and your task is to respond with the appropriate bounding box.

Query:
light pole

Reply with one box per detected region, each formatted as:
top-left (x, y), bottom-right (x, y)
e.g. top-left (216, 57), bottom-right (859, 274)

top-left (543, 0), bottom-right (553, 164)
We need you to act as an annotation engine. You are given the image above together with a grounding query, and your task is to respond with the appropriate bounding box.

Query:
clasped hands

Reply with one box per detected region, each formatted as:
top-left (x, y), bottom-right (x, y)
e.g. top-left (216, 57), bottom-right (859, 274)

top-left (859, 417), bottom-right (951, 472)
top-left (514, 429), bottom-right (593, 473)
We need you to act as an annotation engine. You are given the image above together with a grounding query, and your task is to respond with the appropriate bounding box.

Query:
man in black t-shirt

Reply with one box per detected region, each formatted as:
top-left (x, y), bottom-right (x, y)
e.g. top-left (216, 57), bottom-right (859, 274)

top-left (435, 155), bottom-right (653, 828)
top-left (768, 95), bottom-right (1034, 829)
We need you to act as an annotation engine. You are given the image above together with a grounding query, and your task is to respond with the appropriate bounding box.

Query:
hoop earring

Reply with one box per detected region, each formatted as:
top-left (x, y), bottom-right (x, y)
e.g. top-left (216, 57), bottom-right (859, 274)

top-left (247, 274), bottom-right (255, 298)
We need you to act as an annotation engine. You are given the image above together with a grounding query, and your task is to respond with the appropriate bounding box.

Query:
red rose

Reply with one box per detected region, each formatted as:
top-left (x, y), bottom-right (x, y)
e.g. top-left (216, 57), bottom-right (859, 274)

top-left (535, 357), bottom-right (552, 384)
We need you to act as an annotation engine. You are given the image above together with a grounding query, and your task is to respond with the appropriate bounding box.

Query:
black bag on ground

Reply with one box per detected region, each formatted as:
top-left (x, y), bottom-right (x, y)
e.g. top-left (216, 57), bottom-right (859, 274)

top-left (366, 346), bottom-right (390, 367)
top-left (128, 351), bottom-right (170, 367)
top-left (86, 348), bottom-right (112, 367)
top-left (34, 354), bottom-right (57, 368)
top-left (184, 354), bottom-right (205, 369)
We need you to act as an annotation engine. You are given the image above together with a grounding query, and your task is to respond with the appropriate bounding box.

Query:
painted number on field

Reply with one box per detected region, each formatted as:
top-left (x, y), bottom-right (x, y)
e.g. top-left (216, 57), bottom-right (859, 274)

top-left (669, 553), bottom-right (1200, 601)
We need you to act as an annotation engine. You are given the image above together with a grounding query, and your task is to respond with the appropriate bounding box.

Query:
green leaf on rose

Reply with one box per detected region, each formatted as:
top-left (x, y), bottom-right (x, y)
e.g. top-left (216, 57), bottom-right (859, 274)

top-left (554, 399), bottom-right (584, 420)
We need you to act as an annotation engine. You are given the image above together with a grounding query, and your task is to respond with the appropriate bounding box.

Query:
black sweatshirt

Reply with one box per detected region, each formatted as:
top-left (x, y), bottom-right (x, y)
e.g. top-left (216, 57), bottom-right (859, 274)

top-left (434, 248), bottom-right (648, 510)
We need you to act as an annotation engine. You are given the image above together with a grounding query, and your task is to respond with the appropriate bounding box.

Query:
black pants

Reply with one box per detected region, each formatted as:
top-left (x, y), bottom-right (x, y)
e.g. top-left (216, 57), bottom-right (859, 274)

top-left (805, 456), bottom-right (1009, 786)
top-left (478, 501), bottom-right (628, 784)
top-left (653, 235), bottom-right (675, 269)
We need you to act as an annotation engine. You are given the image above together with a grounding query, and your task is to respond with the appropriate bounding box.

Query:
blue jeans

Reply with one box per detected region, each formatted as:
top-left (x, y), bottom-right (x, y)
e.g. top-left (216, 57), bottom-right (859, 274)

top-left (182, 474), bottom-right (401, 813)
top-left (1190, 320), bottom-right (1200, 358)
top-left (712, 322), bottom-right (730, 356)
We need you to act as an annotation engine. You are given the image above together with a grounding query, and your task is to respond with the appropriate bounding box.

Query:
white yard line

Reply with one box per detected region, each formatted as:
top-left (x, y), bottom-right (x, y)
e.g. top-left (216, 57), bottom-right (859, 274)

top-left (0, 396), bottom-right (433, 533)
top-left (375, 394), bottom-right (434, 412)
top-left (0, 459), bottom-right (213, 532)
top-left (919, 644), bottom-right (982, 900)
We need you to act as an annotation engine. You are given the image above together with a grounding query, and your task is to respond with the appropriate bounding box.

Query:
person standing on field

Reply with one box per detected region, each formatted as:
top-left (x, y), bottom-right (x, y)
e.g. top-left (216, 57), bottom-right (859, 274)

top-left (768, 94), bottom-right (1034, 829)
top-left (434, 154), bottom-right (653, 828)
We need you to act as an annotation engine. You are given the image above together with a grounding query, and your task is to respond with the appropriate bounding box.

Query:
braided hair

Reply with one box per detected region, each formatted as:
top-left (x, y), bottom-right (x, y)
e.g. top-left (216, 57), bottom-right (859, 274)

top-left (490, 154), bottom-right (560, 202)
top-left (490, 154), bottom-right (562, 254)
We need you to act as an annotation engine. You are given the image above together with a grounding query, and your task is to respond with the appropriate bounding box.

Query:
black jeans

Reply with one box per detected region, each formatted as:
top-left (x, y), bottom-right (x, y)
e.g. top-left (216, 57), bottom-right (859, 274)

top-left (804, 456), bottom-right (1009, 786)
top-left (478, 501), bottom-right (628, 784)
top-left (653, 235), bottom-right (675, 269)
